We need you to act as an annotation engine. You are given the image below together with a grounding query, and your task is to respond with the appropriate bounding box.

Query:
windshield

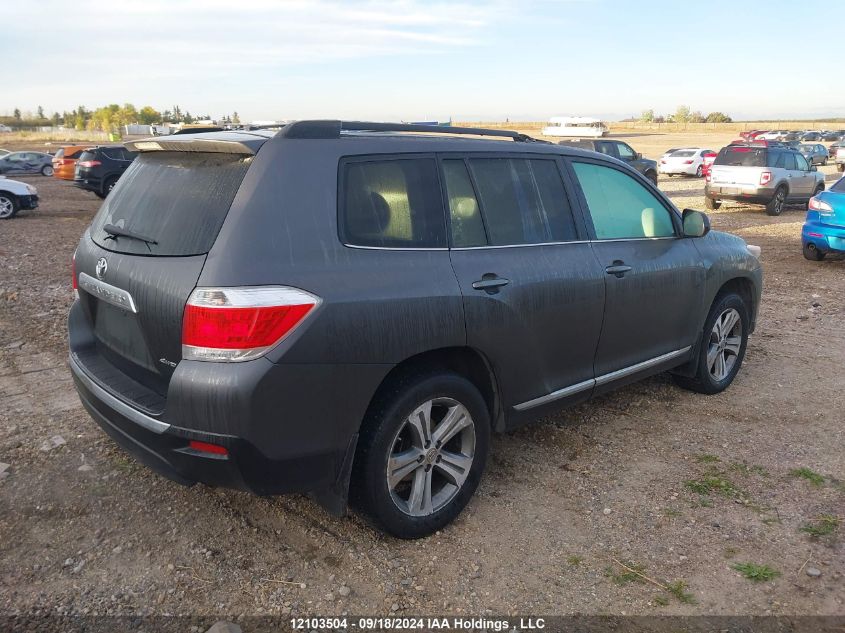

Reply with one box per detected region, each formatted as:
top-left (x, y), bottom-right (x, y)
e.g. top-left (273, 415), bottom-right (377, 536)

top-left (89, 151), bottom-right (251, 256)
top-left (714, 147), bottom-right (767, 167)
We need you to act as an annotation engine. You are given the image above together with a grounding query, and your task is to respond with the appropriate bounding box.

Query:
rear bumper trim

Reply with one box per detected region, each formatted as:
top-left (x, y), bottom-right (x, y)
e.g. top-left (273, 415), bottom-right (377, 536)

top-left (69, 353), bottom-right (170, 434)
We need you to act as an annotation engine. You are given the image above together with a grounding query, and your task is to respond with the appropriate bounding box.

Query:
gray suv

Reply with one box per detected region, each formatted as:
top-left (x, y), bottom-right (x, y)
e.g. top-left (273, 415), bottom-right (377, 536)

top-left (558, 138), bottom-right (659, 185)
top-left (706, 144), bottom-right (825, 216)
top-left (68, 121), bottom-right (762, 538)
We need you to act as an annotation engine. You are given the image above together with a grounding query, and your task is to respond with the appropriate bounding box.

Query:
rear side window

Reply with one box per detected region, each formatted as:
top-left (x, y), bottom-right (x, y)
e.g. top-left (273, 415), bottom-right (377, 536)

top-left (572, 161), bottom-right (675, 240)
top-left (831, 178), bottom-right (845, 193)
top-left (341, 158), bottom-right (445, 248)
top-left (464, 158), bottom-right (577, 245)
top-left (442, 160), bottom-right (487, 247)
top-left (715, 147), bottom-right (767, 167)
top-left (67, 149), bottom-right (85, 159)
top-left (90, 151), bottom-right (250, 256)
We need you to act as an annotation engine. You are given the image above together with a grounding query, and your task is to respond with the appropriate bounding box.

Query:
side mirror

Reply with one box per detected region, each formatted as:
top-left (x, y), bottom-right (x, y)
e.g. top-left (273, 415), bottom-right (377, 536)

top-left (682, 209), bottom-right (710, 238)
top-left (635, 152), bottom-right (642, 160)
top-left (810, 165), bottom-right (817, 172)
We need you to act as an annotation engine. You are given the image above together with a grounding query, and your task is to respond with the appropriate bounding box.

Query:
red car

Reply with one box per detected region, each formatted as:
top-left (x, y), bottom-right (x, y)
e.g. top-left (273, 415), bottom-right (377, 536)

top-left (739, 130), bottom-right (768, 142)
top-left (701, 150), bottom-right (717, 178)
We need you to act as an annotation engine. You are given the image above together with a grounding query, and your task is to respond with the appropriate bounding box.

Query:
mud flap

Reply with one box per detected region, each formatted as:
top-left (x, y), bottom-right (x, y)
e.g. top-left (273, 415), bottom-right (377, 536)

top-left (308, 433), bottom-right (358, 517)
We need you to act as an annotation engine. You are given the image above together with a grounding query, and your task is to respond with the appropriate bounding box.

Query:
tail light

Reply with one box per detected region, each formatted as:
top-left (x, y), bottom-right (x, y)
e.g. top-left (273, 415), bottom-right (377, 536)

top-left (683, 160), bottom-right (694, 164)
top-left (187, 440), bottom-right (228, 457)
top-left (760, 171), bottom-right (772, 186)
top-left (77, 160), bottom-right (101, 168)
top-left (808, 196), bottom-right (833, 214)
top-left (72, 250), bottom-right (78, 296)
top-left (182, 286), bottom-right (321, 362)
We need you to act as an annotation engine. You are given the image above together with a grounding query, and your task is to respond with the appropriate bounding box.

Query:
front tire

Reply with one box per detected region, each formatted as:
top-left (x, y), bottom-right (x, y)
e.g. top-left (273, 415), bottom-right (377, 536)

top-left (765, 186), bottom-right (787, 216)
top-left (352, 371), bottom-right (490, 539)
top-left (705, 197), bottom-right (721, 210)
top-left (645, 171), bottom-right (658, 187)
top-left (0, 193), bottom-right (19, 219)
top-left (695, 165), bottom-right (703, 178)
top-left (675, 293), bottom-right (749, 395)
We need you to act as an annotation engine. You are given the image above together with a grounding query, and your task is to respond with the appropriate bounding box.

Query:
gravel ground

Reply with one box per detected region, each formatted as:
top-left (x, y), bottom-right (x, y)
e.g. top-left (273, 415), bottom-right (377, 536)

top-left (0, 132), bottom-right (843, 619)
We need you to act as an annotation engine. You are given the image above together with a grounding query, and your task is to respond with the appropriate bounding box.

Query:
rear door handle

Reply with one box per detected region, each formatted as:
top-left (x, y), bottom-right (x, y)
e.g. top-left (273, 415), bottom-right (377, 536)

top-left (472, 275), bottom-right (510, 293)
top-left (605, 261), bottom-right (632, 278)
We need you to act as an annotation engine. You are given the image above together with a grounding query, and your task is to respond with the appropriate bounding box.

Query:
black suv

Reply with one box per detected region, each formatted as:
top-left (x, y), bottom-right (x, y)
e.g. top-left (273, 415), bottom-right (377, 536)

top-left (69, 121), bottom-right (763, 538)
top-left (74, 146), bottom-right (138, 198)
top-left (558, 139), bottom-right (658, 185)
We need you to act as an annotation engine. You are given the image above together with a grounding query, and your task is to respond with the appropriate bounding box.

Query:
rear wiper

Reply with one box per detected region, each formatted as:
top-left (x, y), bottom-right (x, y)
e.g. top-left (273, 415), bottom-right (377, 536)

top-left (102, 223), bottom-right (158, 248)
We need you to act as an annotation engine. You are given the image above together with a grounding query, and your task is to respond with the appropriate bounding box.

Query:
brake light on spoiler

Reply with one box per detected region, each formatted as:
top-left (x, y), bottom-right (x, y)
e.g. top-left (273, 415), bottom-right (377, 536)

top-left (182, 286), bottom-right (321, 362)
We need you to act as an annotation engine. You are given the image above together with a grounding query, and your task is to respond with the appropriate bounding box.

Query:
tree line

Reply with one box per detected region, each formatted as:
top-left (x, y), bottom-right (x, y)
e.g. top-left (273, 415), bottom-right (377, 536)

top-left (0, 104), bottom-right (242, 131)
top-left (640, 106), bottom-right (732, 124)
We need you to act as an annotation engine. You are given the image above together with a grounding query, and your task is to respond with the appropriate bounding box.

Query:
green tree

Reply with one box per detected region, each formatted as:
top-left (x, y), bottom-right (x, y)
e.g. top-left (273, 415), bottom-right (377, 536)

top-left (13, 108), bottom-right (21, 120)
top-left (51, 112), bottom-right (61, 126)
top-left (705, 111), bottom-right (732, 123)
top-left (690, 110), bottom-right (705, 123)
top-left (640, 109), bottom-right (654, 123)
top-left (183, 111), bottom-right (194, 124)
top-left (37, 105), bottom-right (45, 119)
top-left (138, 106), bottom-right (160, 125)
top-left (231, 111), bottom-right (240, 125)
top-left (674, 105), bottom-right (691, 123)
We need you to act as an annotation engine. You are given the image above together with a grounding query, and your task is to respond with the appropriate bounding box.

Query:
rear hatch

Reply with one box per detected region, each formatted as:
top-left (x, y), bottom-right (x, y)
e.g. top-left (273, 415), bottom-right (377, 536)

top-left (74, 149), bottom-right (98, 180)
top-left (73, 142), bottom-right (258, 402)
top-left (710, 146), bottom-right (768, 186)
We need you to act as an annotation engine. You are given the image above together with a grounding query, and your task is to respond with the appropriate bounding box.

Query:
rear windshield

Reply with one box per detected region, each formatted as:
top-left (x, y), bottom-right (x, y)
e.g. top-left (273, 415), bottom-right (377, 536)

top-left (79, 151), bottom-right (96, 162)
top-left (831, 178), bottom-right (845, 193)
top-left (670, 150), bottom-right (695, 157)
top-left (90, 151), bottom-right (250, 256)
top-left (714, 147), bottom-right (767, 167)
top-left (54, 149), bottom-right (65, 159)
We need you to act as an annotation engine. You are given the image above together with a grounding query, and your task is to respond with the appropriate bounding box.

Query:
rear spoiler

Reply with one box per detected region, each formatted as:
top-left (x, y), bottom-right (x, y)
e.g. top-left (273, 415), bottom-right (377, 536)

top-left (124, 133), bottom-right (269, 155)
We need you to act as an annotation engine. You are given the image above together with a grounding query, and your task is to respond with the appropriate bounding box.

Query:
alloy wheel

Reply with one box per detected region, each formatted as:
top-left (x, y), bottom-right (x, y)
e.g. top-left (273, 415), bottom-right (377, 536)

top-left (386, 397), bottom-right (476, 517)
top-left (707, 308), bottom-right (742, 382)
top-left (0, 196), bottom-right (13, 219)
top-left (774, 189), bottom-right (785, 214)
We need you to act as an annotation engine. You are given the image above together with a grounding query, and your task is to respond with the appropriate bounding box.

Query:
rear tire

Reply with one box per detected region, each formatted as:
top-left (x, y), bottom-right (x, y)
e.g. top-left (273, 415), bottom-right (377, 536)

top-left (695, 165), bottom-right (703, 178)
top-left (838, 164), bottom-right (844, 172)
top-left (705, 197), bottom-right (721, 210)
top-left (351, 370), bottom-right (490, 539)
top-left (674, 292), bottom-right (749, 395)
top-left (765, 186), bottom-right (787, 216)
top-left (41, 165), bottom-right (53, 177)
top-left (803, 242), bottom-right (825, 261)
top-left (0, 193), bottom-right (19, 219)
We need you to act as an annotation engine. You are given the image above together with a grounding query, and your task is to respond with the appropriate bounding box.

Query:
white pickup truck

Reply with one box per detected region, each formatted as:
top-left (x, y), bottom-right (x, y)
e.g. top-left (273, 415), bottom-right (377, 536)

top-left (0, 177), bottom-right (39, 219)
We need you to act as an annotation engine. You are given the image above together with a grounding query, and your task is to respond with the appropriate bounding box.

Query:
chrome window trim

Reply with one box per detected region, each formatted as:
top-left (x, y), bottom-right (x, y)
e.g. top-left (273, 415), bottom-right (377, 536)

top-left (346, 236), bottom-right (679, 252)
top-left (69, 353), bottom-right (171, 434)
top-left (78, 272), bottom-right (138, 313)
top-left (513, 346), bottom-right (692, 411)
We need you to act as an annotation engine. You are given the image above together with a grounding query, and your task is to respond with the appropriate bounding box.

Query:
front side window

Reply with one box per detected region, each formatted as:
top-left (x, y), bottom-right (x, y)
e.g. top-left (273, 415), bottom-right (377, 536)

top-left (342, 158), bottom-right (446, 248)
top-left (463, 158), bottom-right (578, 246)
top-left (571, 161), bottom-right (675, 240)
top-left (615, 143), bottom-right (636, 160)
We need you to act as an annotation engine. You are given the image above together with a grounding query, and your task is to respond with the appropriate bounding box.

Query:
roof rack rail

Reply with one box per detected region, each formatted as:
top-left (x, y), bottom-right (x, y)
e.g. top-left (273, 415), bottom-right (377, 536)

top-left (275, 120), bottom-right (546, 143)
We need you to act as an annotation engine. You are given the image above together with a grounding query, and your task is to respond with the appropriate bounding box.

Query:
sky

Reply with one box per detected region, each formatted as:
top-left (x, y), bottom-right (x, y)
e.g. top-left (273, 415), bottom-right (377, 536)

top-left (3, 0), bottom-right (844, 123)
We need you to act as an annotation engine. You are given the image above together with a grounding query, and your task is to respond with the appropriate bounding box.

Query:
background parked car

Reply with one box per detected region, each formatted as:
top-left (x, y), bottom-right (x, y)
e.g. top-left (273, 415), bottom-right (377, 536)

top-left (0, 148), bottom-right (10, 157)
top-left (800, 131), bottom-right (821, 141)
top-left (799, 143), bottom-right (829, 166)
top-left (659, 148), bottom-right (713, 177)
top-left (802, 175), bottom-right (845, 260)
top-left (52, 145), bottom-right (92, 181)
top-left (821, 131), bottom-right (842, 142)
top-left (0, 177), bottom-right (39, 219)
top-left (701, 150), bottom-right (717, 178)
top-left (739, 130), bottom-right (767, 142)
top-left (0, 151), bottom-right (54, 176)
top-left (74, 146), bottom-right (137, 198)
top-left (706, 144), bottom-right (824, 215)
top-left (0, 124), bottom-right (12, 133)
top-left (558, 138), bottom-right (658, 184)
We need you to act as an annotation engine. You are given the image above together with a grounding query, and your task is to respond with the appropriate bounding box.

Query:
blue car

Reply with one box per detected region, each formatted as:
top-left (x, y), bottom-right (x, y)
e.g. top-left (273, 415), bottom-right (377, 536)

top-left (802, 176), bottom-right (845, 260)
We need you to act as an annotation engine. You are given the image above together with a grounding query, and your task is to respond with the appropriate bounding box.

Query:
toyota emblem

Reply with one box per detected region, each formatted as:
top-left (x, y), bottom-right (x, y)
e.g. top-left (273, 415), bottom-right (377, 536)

top-left (95, 257), bottom-right (108, 280)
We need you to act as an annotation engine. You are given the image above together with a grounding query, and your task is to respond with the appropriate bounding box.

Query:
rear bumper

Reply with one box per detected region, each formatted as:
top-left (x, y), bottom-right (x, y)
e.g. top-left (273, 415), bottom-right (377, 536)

top-left (706, 184), bottom-right (774, 204)
top-left (802, 217), bottom-right (845, 253)
top-left (659, 165), bottom-right (697, 175)
top-left (67, 300), bottom-right (390, 504)
top-left (73, 175), bottom-right (102, 193)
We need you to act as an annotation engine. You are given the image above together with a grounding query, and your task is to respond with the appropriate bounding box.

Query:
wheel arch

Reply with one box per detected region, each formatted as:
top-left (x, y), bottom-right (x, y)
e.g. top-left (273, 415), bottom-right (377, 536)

top-left (361, 346), bottom-right (504, 435)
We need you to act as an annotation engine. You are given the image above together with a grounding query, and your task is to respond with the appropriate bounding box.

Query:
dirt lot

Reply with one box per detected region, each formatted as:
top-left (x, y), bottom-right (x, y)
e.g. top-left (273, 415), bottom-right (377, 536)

top-left (0, 132), bottom-right (843, 619)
